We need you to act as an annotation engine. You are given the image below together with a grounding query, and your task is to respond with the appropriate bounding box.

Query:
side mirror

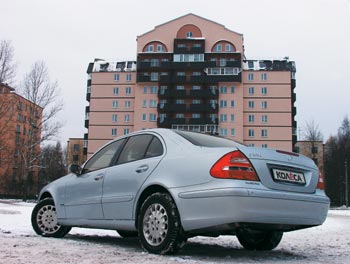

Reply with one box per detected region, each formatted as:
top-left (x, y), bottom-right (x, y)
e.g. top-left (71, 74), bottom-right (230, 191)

top-left (69, 164), bottom-right (82, 175)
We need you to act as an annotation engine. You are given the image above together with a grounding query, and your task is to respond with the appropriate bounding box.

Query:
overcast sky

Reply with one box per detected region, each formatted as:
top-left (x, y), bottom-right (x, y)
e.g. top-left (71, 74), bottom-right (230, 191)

top-left (1, 0), bottom-right (349, 145)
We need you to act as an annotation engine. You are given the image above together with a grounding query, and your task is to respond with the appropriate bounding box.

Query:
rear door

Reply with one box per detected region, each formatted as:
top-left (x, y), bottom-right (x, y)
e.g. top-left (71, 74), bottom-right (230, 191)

top-left (102, 134), bottom-right (164, 220)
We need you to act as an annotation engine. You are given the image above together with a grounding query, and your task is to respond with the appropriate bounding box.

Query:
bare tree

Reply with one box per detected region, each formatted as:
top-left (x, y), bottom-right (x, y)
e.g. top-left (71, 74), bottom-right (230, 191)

top-left (22, 61), bottom-right (64, 142)
top-left (19, 61), bottom-right (64, 200)
top-left (0, 40), bottom-right (16, 85)
top-left (302, 119), bottom-right (324, 163)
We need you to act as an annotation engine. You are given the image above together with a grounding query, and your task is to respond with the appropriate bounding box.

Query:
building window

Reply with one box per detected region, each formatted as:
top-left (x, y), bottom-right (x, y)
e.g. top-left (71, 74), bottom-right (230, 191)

top-left (124, 101), bottom-right (131, 108)
top-left (220, 114), bottom-right (227, 122)
top-left (151, 72), bottom-right (158, 81)
top-left (160, 86), bottom-right (167, 94)
top-left (230, 114), bottom-right (235, 122)
top-left (143, 86), bottom-right (147, 93)
top-left (262, 144), bottom-right (268, 148)
top-left (230, 100), bottom-right (235, 108)
top-left (176, 85), bottom-right (185, 90)
top-left (151, 86), bottom-right (158, 94)
top-left (261, 73), bottom-right (267, 81)
top-left (248, 73), bottom-right (254, 81)
top-left (249, 129), bottom-right (255, 137)
top-left (261, 87), bottom-right (267, 95)
top-left (157, 44), bottom-right (165, 52)
top-left (150, 99), bottom-right (157, 108)
top-left (124, 128), bottom-right (130, 135)
top-left (231, 128), bottom-right (235, 137)
top-left (220, 100), bottom-right (227, 108)
top-left (114, 74), bottom-right (119, 81)
top-left (219, 58), bottom-right (227, 66)
top-left (176, 99), bottom-right (185, 105)
top-left (192, 72), bottom-right (201, 76)
top-left (249, 87), bottom-right (254, 95)
top-left (220, 86), bottom-right (227, 93)
top-left (142, 113), bottom-right (147, 121)
top-left (125, 87), bottom-right (131, 94)
top-left (248, 101), bottom-right (255, 109)
top-left (215, 44), bottom-right (222, 52)
top-left (149, 113), bottom-right (157, 122)
top-left (249, 115), bottom-right (255, 123)
top-left (192, 99), bottom-right (201, 104)
top-left (248, 143), bottom-right (255, 147)
top-left (150, 59), bottom-right (159, 67)
top-left (112, 100), bottom-right (118, 109)
top-left (176, 113), bottom-right (184, 118)
top-left (192, 85), bottom-right (201, 90)
top-left (192, 113), bottom-right (201, 119)
top-left (261, 101), bottom-right (267, 109)
top-left (112, 114), bottom-right (118, 123)
top-left (186, 31), bottom-right (193, 38)
top-left (248, 61), bottom-right (254, 69)
top-left (142, 100), bottom-right (147, 108)
top-left (262, 115), bottom-right (268, 123)
top-left (113, 87), bottom-right (119, 95)
top-left (146, 44), bottom-right (154, 52)
top-left (112, 128), bottom-right (117, 136)
top-left (124, 114), bottom-right (130, 123)
top-left (231, 86), bottom-right (235, 93)
top-left (126, 74), bottom-right (132, 81)
top-left (261, 129), bottom-right (268, 137)
top-left (220, 128), bottom-right (227, 136)
top-left (226, 44), bottom-right (233, 51)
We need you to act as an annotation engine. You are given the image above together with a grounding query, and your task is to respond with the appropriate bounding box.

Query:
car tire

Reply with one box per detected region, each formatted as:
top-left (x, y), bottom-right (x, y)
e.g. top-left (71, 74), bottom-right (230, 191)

top-left (138, 192), bottom-right (186, 254)
top-left (31, 198), bottom-right (71, 238)
top-left (236, 228), bottom-right (283, 250)
top-left (117, 230), bottom-right (138, 238)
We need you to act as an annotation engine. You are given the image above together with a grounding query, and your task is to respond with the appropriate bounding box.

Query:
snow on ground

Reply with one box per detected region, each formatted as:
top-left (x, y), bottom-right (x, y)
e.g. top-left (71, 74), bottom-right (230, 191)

top-left (0, 200), bottom-right (349, 264)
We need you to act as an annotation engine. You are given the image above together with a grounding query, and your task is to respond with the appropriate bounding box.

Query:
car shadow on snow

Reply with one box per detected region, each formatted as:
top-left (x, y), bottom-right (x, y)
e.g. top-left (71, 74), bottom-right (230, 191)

top-left (63, 233), bottom-right (308, 262)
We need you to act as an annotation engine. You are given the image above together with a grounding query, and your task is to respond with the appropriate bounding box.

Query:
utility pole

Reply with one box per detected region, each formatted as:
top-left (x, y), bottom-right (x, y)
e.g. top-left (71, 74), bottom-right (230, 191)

top-left (346, 160), bottom-right (348, 208)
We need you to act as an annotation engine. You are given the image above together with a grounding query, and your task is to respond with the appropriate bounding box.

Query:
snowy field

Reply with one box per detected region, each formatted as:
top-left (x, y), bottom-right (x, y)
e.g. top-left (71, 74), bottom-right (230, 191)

top-left (0, 200), bottom-right (349, 264)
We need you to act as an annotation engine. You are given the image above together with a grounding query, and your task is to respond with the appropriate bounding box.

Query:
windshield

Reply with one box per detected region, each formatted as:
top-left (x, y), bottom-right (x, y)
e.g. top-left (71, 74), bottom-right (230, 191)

top-left (174, 130), bottom-right (245, 148)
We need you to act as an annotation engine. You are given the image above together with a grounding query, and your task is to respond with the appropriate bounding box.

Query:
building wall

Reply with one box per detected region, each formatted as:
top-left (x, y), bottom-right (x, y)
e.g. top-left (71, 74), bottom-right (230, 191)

top-left (66, 138), bottom-right (86, 167)
top-left (0, 83), bottom-right (42, 197)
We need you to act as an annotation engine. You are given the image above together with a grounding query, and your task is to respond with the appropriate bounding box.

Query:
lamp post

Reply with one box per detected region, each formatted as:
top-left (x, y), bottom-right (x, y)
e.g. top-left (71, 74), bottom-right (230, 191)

top-left (345, 160), bottom-right (349, 208)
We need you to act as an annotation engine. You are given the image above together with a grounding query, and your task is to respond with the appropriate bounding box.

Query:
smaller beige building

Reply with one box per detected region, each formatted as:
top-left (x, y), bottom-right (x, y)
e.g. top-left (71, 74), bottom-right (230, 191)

top-left (295, 141), bottom-right (324, 176)
top-left (66, 138), bottom-right (87, 167)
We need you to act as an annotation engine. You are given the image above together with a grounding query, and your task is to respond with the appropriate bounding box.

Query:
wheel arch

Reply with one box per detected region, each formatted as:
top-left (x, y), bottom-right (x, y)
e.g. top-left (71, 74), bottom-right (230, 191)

top-left (135, 184), bottom-right (178, 228)
top-left (39, 191), bottom-right (53, 201)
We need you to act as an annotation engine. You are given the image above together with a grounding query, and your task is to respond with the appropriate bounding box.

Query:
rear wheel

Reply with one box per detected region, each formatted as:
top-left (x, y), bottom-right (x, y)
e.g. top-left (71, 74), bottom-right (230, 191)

top-left (31, 198), bottom-right (71, 238)
top-left (138, 193), bottom-right (186, 254)
top-left (236, 229), bottom-right (283, 250)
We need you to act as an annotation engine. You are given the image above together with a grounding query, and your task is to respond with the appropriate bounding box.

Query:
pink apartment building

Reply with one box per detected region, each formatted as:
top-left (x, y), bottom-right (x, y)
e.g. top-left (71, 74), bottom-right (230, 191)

top-left (84, 14), bottom-right (297, 157)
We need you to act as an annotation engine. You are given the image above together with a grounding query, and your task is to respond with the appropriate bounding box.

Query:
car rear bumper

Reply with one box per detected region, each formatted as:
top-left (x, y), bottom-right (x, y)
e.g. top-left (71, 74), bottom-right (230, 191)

top-left (174, 187), bottom-right (330, 232)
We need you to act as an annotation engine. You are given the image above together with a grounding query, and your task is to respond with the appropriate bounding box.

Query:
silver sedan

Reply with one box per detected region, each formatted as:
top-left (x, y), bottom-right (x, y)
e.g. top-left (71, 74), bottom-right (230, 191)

top-left (31, 129), bottom-right (330, 254)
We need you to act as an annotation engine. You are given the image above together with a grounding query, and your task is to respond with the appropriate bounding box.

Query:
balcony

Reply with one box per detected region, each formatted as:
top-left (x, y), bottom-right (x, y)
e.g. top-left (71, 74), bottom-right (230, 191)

top-left (189, 118), bottom-right (218, 125)
top-left (292, 92), bottom-right (296, 103)
top-left (86, 92), bottom-right (90, 102)
top-left (137, 74), bottom-right (151, 82)
top-left (225, 61), bottom-right (241, 67)
top-left (158, 103), bottom-right (186, 112)
top-left (157, 118), bottom-right (186, 128)
top-left (84, 119), bottom-right (89, 129)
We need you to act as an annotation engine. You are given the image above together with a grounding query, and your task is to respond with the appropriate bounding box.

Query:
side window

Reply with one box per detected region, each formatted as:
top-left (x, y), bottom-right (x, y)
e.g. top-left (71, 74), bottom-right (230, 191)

top-left (83, 139), bottom-right (125, 173)
top-left (117, 135), bottom-right (153, 164)
top-left (145, 137), bottom-right (163, 158)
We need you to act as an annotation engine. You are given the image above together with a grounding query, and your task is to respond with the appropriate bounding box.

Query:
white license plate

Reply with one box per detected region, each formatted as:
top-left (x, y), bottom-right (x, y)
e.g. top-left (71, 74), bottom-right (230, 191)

top-left (272, 169), bottom-right (306, 185)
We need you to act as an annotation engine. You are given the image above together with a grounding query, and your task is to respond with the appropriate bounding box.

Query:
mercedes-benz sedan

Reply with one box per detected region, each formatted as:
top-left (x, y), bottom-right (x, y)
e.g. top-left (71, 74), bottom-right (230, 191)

top-left (32, 129), bottom-right (329, 254)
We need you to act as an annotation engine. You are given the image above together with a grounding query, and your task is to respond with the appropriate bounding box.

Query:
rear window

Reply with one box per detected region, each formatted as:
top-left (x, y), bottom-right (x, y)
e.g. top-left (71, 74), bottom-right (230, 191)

top-left (174, 130), bottom-right (244, 148)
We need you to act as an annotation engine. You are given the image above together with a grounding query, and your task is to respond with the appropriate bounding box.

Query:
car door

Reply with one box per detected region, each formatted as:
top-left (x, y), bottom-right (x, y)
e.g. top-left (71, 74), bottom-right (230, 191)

top-left (102, 134), bottom-right (164, 220)
top-left (64, 139), bottom-right (125, 220)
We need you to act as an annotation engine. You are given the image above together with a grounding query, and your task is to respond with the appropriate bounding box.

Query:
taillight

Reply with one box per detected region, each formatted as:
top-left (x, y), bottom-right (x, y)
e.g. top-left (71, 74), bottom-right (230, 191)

top-left (210, 150), bottom-right (259, 181)
top-left (317, 172), bottom-right (325, 190)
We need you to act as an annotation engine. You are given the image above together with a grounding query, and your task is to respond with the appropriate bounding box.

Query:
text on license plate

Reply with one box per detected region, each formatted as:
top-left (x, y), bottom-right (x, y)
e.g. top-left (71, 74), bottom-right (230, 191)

top-left (272, 169), bottom-right (306, 185)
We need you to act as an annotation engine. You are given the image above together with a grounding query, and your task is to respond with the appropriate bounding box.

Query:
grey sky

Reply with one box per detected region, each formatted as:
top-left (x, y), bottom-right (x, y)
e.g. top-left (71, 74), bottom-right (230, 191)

top-left (1, 0), bottom-right (349, 144)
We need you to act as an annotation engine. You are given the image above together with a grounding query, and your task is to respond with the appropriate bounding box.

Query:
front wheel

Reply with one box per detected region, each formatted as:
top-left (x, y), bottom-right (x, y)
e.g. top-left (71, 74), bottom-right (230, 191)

top-left (138, 193), bottom-right (186, 254)
top-left (31, 198), bottom-right (71, 238)
top-left (236, 229), bottom-right (283, 250)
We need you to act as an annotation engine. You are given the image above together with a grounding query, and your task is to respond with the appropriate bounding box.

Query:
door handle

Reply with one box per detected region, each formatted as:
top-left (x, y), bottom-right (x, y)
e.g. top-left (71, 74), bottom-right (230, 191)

top-left (136, 165), bottom-right (149, 173)
top-left (94, 174), bottom-right (104, 181)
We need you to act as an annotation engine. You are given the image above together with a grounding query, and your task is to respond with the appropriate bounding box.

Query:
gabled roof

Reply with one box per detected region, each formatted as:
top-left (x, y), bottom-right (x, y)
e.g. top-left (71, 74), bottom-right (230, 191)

top-left (137, 13), bottom-right (243, 38)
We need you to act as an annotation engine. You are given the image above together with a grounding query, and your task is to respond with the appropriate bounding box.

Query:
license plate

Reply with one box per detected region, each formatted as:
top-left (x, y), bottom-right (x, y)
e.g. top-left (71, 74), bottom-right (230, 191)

top-left (272, 169), bottom-right (306, 185)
